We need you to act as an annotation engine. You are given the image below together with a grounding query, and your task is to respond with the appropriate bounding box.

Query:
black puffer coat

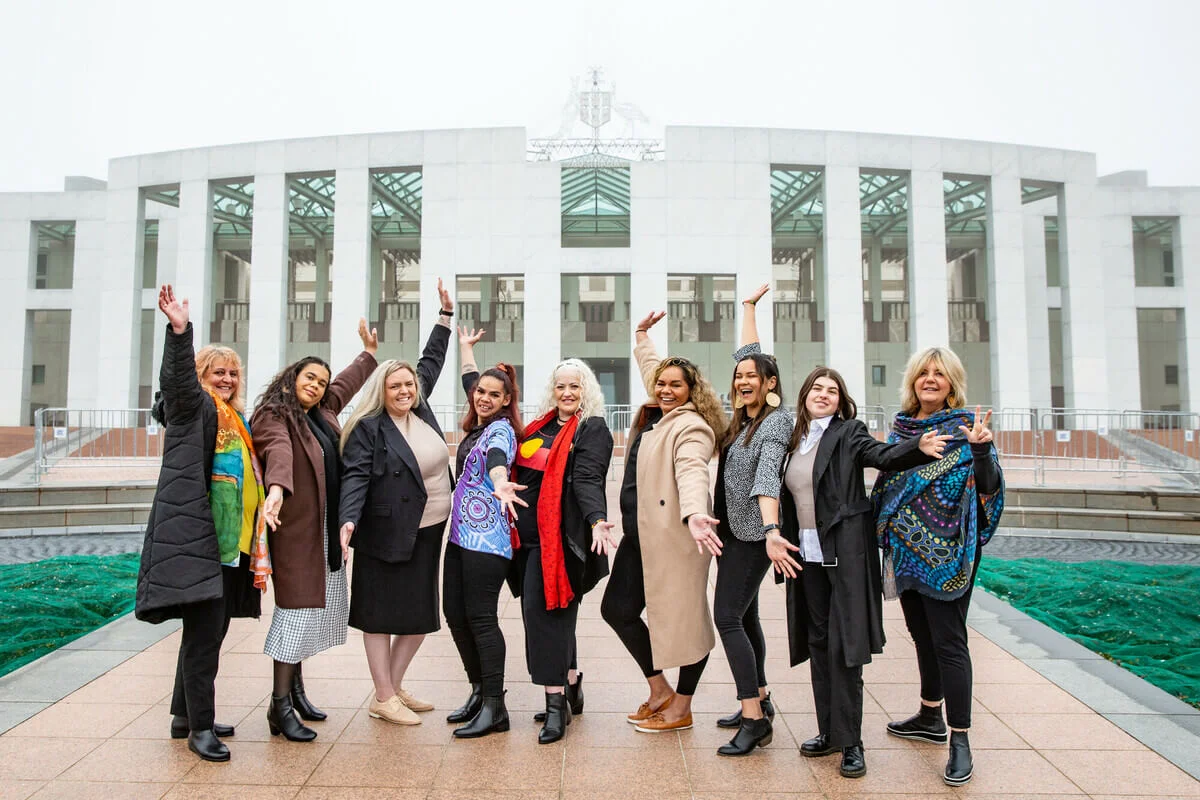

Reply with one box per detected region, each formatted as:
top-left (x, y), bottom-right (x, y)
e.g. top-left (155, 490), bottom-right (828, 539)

top-left (135, 323), bottom-right (260, 624)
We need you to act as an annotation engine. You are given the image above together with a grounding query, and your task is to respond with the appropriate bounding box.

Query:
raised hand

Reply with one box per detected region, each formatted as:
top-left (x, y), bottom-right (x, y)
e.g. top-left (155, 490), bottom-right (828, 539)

top-left (958, 405), bottom-right (994, 445)
top-left (158, 284), bottom-right (189, 334)
top-left (919, 430), bottom-right (955, 459)
top-left (766, 531), bottom-right (802, 579)
top-left (262, 485), bottom-right (284, 531)
top-left (742, 282), bottom-right (770, 306)
top-left (437, 277), bottom-right (453, 313)
top-left (358, 317), bottom-right (379, 354)
top-left (458, 326), bottom-right (486, 347)
top-left (590, 519), bottom-right (619, 556)
top-left (688, 514), bottom-right (723, 557)
top-left (339, 522), bottom-right (354, 564)
top-left (491, 478), bottom-right (529, 520)
top-left (635, 311), bottom-right (667, 333)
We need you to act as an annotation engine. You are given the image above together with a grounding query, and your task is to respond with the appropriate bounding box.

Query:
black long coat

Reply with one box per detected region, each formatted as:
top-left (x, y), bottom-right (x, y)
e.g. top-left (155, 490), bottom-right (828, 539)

top-left (135, 323), bottom-right (260, 624)
top-left (508, 414), bottom-right (614, 601)
top-left (779, 416), bottom-right (928, 668)
top-left (338, 323), bottom-right (455, 561)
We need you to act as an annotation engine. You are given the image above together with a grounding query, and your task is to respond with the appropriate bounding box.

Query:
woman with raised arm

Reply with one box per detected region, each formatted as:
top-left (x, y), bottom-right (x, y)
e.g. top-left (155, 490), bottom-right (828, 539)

top-left (511, 358), bottom-right (615, 744)
top-left (772, 366), bottom-right (950, 780)
top-left (442, 326), bottom-right (525, 739)
top-left (874, 347), bottom-right (1004, 787)
top-left (136, 285), bottom-right (267, 763)
top-left (250, 321), bottom-right (378, 742)
top-left (336, 279), bottom-right (456, 726)
top-left (711, 283), bottom-right (794, 756)
top-left (600, 310), bottom-right (727, 735)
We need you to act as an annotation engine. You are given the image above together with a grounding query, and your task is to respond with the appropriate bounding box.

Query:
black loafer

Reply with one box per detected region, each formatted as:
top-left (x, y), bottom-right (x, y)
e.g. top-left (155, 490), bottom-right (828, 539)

top-left (944, 730), bottom-right (973, 786)
top-left (171, 716), bottom-right (234, 739)
top-left (840, 744), bottom-right (866, 778)
top-left (801, 733), bottom-right (837, 757)
top-left (187, 729), bottom-right (230, 762)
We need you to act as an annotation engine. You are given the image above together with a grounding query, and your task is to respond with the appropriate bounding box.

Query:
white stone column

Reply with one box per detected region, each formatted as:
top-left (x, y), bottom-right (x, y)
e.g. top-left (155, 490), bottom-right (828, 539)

top-left (313, 242), bottom-right (329, 323)
top-left (523, 265), bottom-right (561, 403)
top-left (0, 218), bottom-right (34, 423)
top-left (246, 174), bottom-right (289, 405)
top-left (629, 270), bottom-right (668, 403)
top-left (822, 165), bottom-right (866, 401)
top-left (1023, 213), bottom-right (1053, 410)
top-left (97, 189), bottom-right (145, 409)
top-left (65, 219), bottom-right (105, 410)
top-left (737, 258), bottom-right (774, 355)
top-left (1178, 216), bottom-right (1200, 413)
top-left (868, 239), bottom-right (883, 322)
top-left (331, 167), bottom-right (372, 373)
top-left (175, 179), bottom-right (214, 346)
top-left (907, 168), bottom-right (950, 351)
top-left (1101, 211), bottom-right (1140, 411)
top-left (986, 176), bottom-right (1031, 411)
top-left (152, 217), bottom-right (179, 393)
top-left (1058, 182), bottom-right (1110, 410)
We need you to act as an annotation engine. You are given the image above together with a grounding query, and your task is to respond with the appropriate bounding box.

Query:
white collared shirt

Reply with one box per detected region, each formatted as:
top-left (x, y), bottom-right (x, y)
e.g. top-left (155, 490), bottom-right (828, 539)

top-left (796, 414), bottom-right (833, 562)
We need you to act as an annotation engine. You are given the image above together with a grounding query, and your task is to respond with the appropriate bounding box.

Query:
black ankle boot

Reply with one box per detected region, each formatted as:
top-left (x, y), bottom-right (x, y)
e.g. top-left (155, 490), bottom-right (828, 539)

top-left (538, 692), bottom-right (572, 744)
top-left (447, 683), bottom-right (483, 724)
top-left (717, 692), bottom-right (775, 729)
top-left (535, 673), bottom-right (585, 722)
top-left (886, 703), bottom-right (948, 743)
top-left (716, 716), bottom-right (773, 756)
top-left (453, 692), bottom-right (510, 738)
top-left (187, 729), bottom-right (230, 762)
top-left (171, 715), bottom-right (234, 739)
top-left (267, 694), bottom-right (317, 742)
top-left (840, 744), bottom-right (867, 778)
top-left (944, 730), bottom-right (973, 786)
top-left (290, 668), bottom-right (327, 721)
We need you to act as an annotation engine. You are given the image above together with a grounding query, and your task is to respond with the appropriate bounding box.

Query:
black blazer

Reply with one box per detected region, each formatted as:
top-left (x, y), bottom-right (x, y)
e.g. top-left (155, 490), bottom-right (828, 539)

top-left (338, 323), bottom-right (454, 563)
top-left (777, 416), bottom-right (930, 668)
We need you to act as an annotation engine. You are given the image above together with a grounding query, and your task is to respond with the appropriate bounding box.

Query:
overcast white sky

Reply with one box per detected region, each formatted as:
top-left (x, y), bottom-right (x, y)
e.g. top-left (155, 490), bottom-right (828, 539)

top-left (2, 0), bottom-right (1198, 191)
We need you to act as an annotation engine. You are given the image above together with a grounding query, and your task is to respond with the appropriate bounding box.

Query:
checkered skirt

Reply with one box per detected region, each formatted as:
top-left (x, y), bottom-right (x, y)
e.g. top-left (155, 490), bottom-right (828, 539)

top-left (263, 511), bottom-right (349, 663)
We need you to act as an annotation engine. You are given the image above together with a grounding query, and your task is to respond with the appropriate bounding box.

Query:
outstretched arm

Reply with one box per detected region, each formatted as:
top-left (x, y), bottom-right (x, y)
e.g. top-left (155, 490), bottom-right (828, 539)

top-left (633, 310), bottom-right (666, 395)
top-left (740, 282), bottom-right (769, 347)
top-left (458, 325), bottom-right (483, 396)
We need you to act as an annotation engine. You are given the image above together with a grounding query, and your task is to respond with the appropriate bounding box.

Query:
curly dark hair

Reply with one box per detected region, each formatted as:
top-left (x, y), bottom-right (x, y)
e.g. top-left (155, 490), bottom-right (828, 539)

top-left (461, 363), bottom-right (524, 437)
top-left (254, 356), bottom-right (333, 422)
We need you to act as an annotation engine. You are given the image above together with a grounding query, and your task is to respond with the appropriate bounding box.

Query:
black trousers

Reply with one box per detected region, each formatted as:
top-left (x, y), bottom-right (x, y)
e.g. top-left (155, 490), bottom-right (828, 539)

top-left (714, 535), bottom-right (771, 700)
top-left (899, 576), bottom-right (977, 729)
top-left (517, 545), bottom-right (580, 687)
top-left (600, 530), bottom-right (708, 695)
top-left (803, 562), bottom-right (864, 748)
top-left (443, 541), bottom-right (510, 697)
top-left (169, 592), bottom-right (232, 732)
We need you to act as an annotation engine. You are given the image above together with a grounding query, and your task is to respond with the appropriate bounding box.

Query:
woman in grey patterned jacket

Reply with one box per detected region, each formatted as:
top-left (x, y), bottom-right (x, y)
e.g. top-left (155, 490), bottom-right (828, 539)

top-left (711, 283), bottom-right (794, 757)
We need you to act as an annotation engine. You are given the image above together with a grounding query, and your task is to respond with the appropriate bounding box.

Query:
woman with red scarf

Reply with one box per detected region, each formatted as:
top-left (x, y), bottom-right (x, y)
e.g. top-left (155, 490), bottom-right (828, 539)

top-left (511, 358), bottom-right (615, 744)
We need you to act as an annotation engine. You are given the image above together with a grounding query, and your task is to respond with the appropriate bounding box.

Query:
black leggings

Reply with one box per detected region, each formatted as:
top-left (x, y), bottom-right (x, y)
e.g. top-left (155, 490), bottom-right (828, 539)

top-left (600, 530), bottom-right (708, 695)
top-left (713, 535), bottom-right (772, 700)
top-left (443, 542), bottom-right (510, 697)
top-left (899, 577), bottom-right (977, 729)
top-left (517, 545), bottom-right (580, 686)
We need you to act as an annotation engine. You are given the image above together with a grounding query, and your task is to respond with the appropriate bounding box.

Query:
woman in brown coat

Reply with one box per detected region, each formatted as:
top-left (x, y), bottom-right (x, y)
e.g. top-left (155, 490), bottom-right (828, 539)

top-left (251, 321), bottom-right (378, 741)
top-left (600, 310), bottom-right (727, 734)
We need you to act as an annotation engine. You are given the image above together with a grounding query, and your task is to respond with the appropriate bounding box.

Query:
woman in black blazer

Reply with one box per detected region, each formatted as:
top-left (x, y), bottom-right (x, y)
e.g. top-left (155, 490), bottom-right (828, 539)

top-left (337, 280), bottom-right (456, 726)
top-left (767, 366), bottom-right (948, 779)
top-left (507, 358), bottom-right (615, 744)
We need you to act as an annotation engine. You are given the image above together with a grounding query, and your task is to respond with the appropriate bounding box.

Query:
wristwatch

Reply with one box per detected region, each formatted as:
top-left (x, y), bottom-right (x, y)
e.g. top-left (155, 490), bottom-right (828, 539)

top-left (761, 523), bottom-right (782, 535)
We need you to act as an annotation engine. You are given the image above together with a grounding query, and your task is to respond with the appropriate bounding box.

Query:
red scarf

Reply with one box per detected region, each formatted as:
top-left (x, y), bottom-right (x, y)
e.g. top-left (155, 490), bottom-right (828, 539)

top-left (514, 410), bottom-right (579, 610)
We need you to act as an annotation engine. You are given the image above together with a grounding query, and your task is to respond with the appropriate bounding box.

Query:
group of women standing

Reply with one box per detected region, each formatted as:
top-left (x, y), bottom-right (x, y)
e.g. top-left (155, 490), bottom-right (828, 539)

top-left (134, 278), bottom-right (1004, 788)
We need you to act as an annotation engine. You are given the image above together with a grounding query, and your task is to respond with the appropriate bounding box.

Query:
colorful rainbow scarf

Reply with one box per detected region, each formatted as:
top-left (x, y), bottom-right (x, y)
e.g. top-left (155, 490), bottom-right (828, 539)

top-left (206, 390), bottom-right (271, 591)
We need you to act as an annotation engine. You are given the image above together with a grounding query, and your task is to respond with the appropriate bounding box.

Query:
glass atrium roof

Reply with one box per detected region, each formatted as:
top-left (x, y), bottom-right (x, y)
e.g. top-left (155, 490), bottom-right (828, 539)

top-left (371, 170), bottom-right (422, 239)
top-left (561, 164), bottom-right (631, 238)
top-left (35, 221), bottom-right (76, 244)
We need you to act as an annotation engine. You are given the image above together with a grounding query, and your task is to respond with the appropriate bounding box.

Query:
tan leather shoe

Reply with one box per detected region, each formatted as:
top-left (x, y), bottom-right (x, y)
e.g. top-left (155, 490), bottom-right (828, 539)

top-left (369, 695), bottom-right (420, 725)
top-left (397, 688), bottom-right (434, 713)
top-left (635, 711), bottom-right (693, 733)
top-left (626, 692), bottom-right (675, 724)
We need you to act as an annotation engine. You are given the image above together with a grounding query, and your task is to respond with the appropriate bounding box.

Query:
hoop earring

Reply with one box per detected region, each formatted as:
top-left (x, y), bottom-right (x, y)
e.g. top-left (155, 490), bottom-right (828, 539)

top-left (765, 391), bottom-right (781, 408)
top-left (733, 395), bottom-right (745, 410)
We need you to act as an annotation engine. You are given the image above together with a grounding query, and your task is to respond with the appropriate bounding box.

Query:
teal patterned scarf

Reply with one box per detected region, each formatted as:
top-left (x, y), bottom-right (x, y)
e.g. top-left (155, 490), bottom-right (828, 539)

top-left (872, 408), bottom-right (1004, 600)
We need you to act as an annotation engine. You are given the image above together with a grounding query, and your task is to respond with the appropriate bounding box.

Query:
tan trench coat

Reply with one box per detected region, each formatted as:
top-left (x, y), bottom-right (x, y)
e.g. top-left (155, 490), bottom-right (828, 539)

top-left (632, 337), bottom-right (717, 670)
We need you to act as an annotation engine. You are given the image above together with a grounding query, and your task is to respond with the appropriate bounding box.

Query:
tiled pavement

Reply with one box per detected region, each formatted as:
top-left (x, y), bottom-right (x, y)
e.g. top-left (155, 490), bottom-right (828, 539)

top-left (1, 563), bottom-right (1198, 800)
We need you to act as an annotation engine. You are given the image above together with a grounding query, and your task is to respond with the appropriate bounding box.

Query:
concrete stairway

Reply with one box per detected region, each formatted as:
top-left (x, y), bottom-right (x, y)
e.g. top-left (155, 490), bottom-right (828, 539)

top-left (1003, 486), bottom-right (1200, 536)
top-left (0, 484), bottom-right (153, 530)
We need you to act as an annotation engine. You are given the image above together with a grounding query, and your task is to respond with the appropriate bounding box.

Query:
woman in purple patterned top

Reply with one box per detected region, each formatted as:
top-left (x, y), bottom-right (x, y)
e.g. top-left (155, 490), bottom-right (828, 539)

top-left (442, 325), bottom-right (525, 739)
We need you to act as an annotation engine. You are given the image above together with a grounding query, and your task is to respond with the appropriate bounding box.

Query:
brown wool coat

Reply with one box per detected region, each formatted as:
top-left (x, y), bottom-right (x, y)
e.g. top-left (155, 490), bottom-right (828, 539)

top-left (632, 337), bottom-right (717, 670)
top-left (250, 351), bottom-right (377, 609)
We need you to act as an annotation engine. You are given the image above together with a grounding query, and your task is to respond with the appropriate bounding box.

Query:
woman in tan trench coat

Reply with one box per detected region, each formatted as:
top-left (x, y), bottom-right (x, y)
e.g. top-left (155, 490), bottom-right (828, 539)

top-left (600, 310), bottom-right (728, 734)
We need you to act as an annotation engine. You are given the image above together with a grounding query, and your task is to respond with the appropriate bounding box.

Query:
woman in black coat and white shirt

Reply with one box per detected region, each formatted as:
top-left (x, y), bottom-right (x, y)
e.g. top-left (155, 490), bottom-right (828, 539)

top-left (337, 279), bottom-right (456, 726)
top-left (768, 367), bottom-right (949, 780)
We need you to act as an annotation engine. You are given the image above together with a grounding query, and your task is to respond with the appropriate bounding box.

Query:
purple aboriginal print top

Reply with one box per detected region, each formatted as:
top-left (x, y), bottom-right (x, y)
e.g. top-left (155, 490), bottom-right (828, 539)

top-left (449, 419), bottom-right (518, 558)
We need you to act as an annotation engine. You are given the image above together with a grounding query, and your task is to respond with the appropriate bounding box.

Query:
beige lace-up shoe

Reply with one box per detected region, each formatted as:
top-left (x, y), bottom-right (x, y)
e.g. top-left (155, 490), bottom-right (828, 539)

top-left (397, 688), bottom-right (434, 712)
top-left (369, 694), bottom-right (421, 725)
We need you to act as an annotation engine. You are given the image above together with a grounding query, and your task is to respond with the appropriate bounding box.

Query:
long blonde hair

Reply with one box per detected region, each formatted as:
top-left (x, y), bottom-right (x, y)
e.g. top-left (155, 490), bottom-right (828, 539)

top-left (538, 359), bottom-right (606, 419)
top-left (339, 360), bottom-right (421, 451)
top-left (899, 346), bottom-right (968, 416)
top-left (194, 345), bottom-right (245, 413)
